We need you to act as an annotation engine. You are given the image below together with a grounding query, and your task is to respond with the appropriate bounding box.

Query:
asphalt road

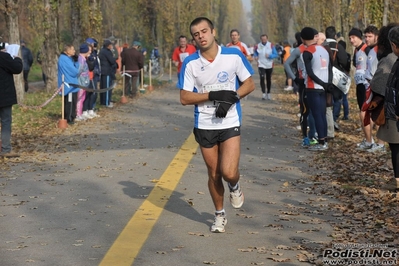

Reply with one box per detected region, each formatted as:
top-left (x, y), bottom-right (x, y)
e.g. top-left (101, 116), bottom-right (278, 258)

top-left (0, 71), bottom-right (341, 266)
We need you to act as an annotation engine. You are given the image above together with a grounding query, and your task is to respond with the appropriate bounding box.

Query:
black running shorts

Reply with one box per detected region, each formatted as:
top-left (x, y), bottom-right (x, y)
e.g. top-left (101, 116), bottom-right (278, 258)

top-left (193, 127), bottom-right (241, 148)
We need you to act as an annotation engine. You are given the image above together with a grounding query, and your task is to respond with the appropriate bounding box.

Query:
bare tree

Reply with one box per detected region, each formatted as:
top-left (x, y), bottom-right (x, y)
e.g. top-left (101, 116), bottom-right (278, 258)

top-left (383, 0), bottom-right (389, 26)
top-left (1, 0), bottom-right (24, 102)
top-left (70, 0), bottom-right (81, 48)
top-left (41, 0), bottom-right (60, 93)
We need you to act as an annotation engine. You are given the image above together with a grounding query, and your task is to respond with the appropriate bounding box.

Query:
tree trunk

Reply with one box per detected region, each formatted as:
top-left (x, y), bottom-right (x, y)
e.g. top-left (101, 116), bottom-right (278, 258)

top-left (3, 0), bottom-right (24, 102)
top-left (88, 0), bottom-right (102, 40)
top-left (70, 0), bottom-right (82, 48)
top-left (383, 0), bottom-right (389, 26)
top-left (42, 0), bottom-right (60, 93)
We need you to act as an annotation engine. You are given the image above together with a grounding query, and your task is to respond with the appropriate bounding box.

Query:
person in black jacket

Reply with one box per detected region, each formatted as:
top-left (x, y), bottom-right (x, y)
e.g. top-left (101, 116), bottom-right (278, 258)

top-left (325, 26), bottom-right (350, 125)
top-left (99, 39), bottom-right (118, 107)
top-left (21, 40), bottom-right (33, 92)
top-left (0, 42), bottom-right (23, 157)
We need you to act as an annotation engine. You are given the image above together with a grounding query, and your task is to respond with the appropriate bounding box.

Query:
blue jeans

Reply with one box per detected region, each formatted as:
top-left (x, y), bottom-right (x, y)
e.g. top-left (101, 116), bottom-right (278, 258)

top-left (0, 105), bottom-right (12, 153)
top-left (308, 111), bottom-right (316, 139)
top-left (333, 93), bottom-right (349, 121)
top-left (306, 90), bottom-right (327, 140)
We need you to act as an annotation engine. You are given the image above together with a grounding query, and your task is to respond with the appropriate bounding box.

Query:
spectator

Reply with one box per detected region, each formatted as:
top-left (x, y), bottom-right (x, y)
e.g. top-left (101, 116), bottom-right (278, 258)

top-left (0, 42), bottom-right (23, 157)
top-left (301, 27), bottom-right (333, 151)
top-left (36, 51), bottom-right (46, 85)
top-left (284, 32), bottom-right (317, 147)
top-left (349, 27), bottom-right (373, 149)
top-left (325, 26), bottom-right (350, 128)
top-left (121, 41), bottom-right (144, 98)
top-left (379, 25), bottom-right (399, 191)
top-left (75, 43), bottom-right (91, 121)
top-left (85, 38), bottom-right (100, 112)
top-left (108, 36), bottom-right (119, 60)
top-left (99, 39), bottom-right (118, 108)
top-left (57, 44), bottom-right (80, 125)
top-left (21, 40), bottom-right (33, 92)
top-left (282, 40), bottom-right (294, 91)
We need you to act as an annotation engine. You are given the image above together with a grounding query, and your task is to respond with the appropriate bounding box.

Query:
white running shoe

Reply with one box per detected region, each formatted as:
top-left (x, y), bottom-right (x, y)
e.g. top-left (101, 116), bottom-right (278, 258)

top-left (267, 93), bottom-right (271, 100)
top-left (357, 139), bottom-right (373, 150)
top-left (283, 86), bottom-right (293, 91)
top-left (308, 143), bottom-right (328, 151)
top-left (88, 110), bottom-right (99, 118)
top-left (262, 93), bottom-right (266, 100)
top-left (75, 115), bottom-right (86, 122)
top-left (81, 111), bottom-right (93, 120)
top-left (367, 143), bottom-right (386, 153)
top-left (229, 182), bottom-right (244, 208)
top-left (211, 213), bottom-right (227, 233)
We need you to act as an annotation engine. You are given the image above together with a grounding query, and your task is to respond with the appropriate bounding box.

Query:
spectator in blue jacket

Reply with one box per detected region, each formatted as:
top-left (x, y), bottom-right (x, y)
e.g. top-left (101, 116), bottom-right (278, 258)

top-left (57, 44), bottom-right (80, 125)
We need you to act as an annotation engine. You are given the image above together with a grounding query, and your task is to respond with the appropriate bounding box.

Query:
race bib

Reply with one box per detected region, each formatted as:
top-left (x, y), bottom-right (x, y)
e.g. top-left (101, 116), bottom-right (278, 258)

top-left (354, 71), bottom-right (366, 85)
top-left (200, 83), bottom-right (230, 114)
top-left (179, 52), bottom-right (189, 63)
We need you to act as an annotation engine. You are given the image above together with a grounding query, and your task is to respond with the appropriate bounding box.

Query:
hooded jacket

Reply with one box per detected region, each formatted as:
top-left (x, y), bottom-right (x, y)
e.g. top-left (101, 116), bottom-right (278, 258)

top-left (57, 53), bottom-right (80, 95)
top-left (0, 51), bottom-right (23, 107)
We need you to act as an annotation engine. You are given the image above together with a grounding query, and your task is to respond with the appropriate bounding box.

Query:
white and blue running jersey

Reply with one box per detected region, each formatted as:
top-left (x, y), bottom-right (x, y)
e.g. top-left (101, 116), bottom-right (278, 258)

top-left (178, 46), bottom-right (254, 130)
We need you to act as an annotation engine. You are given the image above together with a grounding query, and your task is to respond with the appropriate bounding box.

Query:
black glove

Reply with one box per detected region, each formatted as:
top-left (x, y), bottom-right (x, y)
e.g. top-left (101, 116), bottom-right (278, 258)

top-left (294, 77), bottom-right (304, 86)
top-left (215, 102), bottom-right (233, 118)
top-left (321, 82), bottom-right (332, 92)
top-left (71, 54), bottom-right (79, 62)
top-left (209, 90), bottom-right (239, 104)
top-left (326, 84), bottom-right (334, 93)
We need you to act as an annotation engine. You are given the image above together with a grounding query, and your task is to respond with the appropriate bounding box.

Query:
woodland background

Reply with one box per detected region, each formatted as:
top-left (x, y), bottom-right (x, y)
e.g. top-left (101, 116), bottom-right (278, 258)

top-left (1, 0), bottom-right (399, 100)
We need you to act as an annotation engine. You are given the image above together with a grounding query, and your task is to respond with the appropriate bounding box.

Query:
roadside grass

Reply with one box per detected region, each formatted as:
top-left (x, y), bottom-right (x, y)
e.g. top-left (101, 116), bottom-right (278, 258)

top-left (28, 63), bottom-right (44, 82)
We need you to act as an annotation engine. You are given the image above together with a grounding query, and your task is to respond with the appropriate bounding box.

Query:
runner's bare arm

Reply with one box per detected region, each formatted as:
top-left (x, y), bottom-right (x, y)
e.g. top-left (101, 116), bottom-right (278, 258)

top-left (180, 90), bottom-right (210, 106)
top-left (236, 77), bottom-right (255, 98)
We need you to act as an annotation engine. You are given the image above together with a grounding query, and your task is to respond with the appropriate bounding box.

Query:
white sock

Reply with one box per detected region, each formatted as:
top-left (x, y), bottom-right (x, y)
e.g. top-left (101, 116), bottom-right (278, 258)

top-left (229, 182), bottom-right (238, 190)
top-left (215, 209), bottom-right (225, 215)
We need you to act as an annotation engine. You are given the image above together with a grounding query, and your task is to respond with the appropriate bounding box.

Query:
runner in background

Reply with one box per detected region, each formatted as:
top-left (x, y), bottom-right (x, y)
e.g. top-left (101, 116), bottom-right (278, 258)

top-left (226, 29), bottom-right (253, 62)
top-left (172, 35), bottom-right (196, 81)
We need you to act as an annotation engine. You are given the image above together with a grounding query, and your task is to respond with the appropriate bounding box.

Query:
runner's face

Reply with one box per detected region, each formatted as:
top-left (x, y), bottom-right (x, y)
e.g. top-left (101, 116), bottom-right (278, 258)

top-left (230, 32), bottom-right (240, 43)
top-left (179, 38), bottom-right (187, 48)
top-left (191, 21), bottom-right (215, 51)
top-left (260, 36), bottom-right (268, 43)
top-left (364, 33), bottom-right (377, 46)
top-left (349, 36), bottom-right (362, 47)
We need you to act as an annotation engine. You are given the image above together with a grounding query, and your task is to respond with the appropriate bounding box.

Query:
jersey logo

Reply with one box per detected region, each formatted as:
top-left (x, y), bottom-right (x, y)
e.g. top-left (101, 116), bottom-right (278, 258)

top-left (217, 71), bottom-right (229, 83)
top-left (358, 56), bottom-right (364, 62)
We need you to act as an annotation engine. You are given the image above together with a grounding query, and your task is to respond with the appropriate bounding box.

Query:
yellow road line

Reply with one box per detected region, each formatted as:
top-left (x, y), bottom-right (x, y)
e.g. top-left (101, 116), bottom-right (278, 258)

top-left (99, 133), bottom-right (198, 266)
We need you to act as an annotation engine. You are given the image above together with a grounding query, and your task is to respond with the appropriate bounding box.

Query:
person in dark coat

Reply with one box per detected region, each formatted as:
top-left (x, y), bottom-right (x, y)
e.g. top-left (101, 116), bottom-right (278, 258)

top-left (120, 41), bottom-right (144, 98)
top-left (99, 40), bottom-right (117, 107)
top-left (0, 42), bottom-right (23, 157)
top-left (21, 40), bottom-right (33, 92)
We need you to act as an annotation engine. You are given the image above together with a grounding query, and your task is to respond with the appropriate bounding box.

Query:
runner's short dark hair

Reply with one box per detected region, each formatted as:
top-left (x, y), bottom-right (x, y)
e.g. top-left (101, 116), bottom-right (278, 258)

top-left (190, 17), bottom-right (215, 36)
top-left (388, 26), bottom-right (399, 46)
top-left (364, 25), bottom-right (379, 36)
